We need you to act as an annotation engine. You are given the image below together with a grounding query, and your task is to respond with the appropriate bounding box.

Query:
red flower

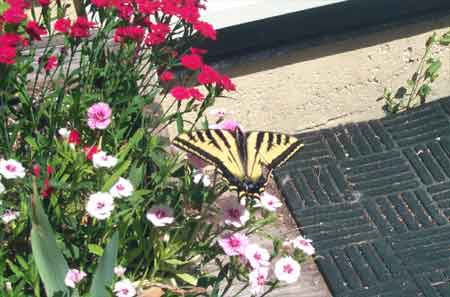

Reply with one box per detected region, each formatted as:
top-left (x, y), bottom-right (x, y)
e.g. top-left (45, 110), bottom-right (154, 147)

top-left (0, 46), bottom-right (16, 65)
top-left (54, 18), bottom-right (71, 34)
top-left (25, 21), bottom-right (47, 41)
top-left (41, 178), bottom-right (53, 198)
top-left (180, 53), bottom-right (203, 70)
top-left (136, 0), bottom-right (158, 14)
top-left (38, 0), bottom-right (51, 6)
top-left (112, 0), bottom-right (134, 21)
top-left (44, 55), bottom-right (58, 72)
top-left (91, 0), bottom-right (110, 8)
top-left (194, 21), bottom-right (216, 40)
top-left (179, 5), bottom-right (200, 23)
top-left (114, 26), bottom-right (145, 43)
top-left (33, 164), bottom-right (41, 177)
top-left (70, 17), bottom-right (96, 39)
top-left (47, 165), bottom-right (53, 175)
top-left (219, 75), bottom-right (236, 91)
top-left (190, 47), bottom-right (207, 55)
top-left (6, 0), bottom-right (31, 9)
top-left (159, 70), bottom-right (174, 82)
top-left (0, 33), bottom-right (26, 47)
top-left (197, 65), bottom-right (221, 85)
top-left (68, 129), bottom-right (81, 145)
top-left (2, 7), bottom-right (26, 24)
top-left (145, 23), bottom-right (170, 45)
top-left (170, 86), bottom-right (191, 101)
top-left (189, 87), bottom-right (204, 101)
top-left (84, 145), bottom-right (99, 160)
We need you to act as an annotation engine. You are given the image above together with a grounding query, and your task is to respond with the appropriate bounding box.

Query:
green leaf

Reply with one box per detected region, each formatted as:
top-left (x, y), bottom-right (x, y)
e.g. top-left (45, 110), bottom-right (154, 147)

top-left (88, 244), bottom-right (104, 257)
top-left (164, 259), bottom-right (187, 266)
top-left (116, 128), bottom-right (145, 162)
top-left (176, 112), bottom-right (184, 134)
top-left (439, 31), bottom-right (450, 45)
top-left (0, 1), bottom-right (9, 15)
top-left (89, 232), bottom-right (119, 297)
top-left (425, 60), bottom-right (442, 79)
top-left (30, 186), bottom-right (71, 297)
top-left (176, 273), bottom-right (198, 286)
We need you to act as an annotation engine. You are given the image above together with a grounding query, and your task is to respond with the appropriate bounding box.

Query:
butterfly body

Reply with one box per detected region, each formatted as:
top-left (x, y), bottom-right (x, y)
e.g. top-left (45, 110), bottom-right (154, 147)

top-left (173, 129), bottom-right (303, 198)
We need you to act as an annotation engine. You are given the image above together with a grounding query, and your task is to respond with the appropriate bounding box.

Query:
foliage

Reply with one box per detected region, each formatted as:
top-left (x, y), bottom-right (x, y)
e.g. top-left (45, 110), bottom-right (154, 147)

top-left (0, 0), bottom-right (311, 296)
top-left (381, 29), bottom-right (450, 114)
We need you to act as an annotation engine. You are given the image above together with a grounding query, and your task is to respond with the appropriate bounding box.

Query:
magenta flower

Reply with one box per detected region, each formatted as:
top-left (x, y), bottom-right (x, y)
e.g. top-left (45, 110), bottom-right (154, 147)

top-left (87, 102), bottom-right (112, 130)
top-left (218, 232), bottom-right (249, 256)
top-left (209, 119), bottom-right (242, 132)
top-left (146, 205), bottom-right (174, 227)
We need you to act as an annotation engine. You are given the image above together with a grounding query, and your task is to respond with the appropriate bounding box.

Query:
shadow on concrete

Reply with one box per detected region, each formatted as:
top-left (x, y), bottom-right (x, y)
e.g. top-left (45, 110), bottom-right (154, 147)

top-left (214, 10), bottom-right (450, 78)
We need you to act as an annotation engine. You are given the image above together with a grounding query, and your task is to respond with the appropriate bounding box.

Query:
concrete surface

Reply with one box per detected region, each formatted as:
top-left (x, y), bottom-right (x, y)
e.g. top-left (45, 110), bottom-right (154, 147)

top-left (207, 13), bottom-right (450, 134)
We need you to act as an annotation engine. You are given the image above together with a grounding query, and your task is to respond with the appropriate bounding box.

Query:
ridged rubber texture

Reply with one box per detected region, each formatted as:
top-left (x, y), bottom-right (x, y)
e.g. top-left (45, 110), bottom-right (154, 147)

top-left (274, 98), bottom-right (450, 297)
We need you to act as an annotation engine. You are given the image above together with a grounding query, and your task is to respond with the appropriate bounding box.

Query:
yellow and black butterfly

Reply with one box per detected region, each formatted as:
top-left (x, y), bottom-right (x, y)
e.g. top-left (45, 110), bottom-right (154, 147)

top-left (173, 129), bottom-right (303, 198)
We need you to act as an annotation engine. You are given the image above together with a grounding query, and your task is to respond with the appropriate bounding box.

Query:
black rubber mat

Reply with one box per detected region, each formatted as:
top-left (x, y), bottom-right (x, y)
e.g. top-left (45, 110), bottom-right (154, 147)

top-left (274, 97), bottom-right (450, 297)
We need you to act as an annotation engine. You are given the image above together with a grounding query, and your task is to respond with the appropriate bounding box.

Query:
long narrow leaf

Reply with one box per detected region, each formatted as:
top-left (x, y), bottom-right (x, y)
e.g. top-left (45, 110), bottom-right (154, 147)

top-left (89, 232), bottom-right (119, 297)
top-left (30, 183), bottom-right (71, 297)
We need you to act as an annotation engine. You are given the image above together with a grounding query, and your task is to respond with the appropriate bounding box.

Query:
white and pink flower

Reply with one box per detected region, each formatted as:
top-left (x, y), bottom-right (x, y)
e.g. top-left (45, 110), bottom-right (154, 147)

top-left (218, 232), bottom-right (249, 256)
top-left (221, 199), bottom-right (249, 228)
top-left (87, 102), bottom-right (112, 130)
top-left (114, 266), bottom-right (127, 278)
top-left (244, 244), bottom-right (270, 269)
top-left (114, 279), bottom-right (136, 297)
top-left (249, 267), bottom-right (269, 296)
top-left (146, 205), bottom-right (174, 227)
top-left (86, 192), bottom-right (115, 220)
top-left (64, 269), bottom-right (86, 288)
top-left (92, 151), bottom-right (118, 169)
top-left (290, 235), bottom-right (315, 256)
top-left (0, 159), bottom-right (25, 179)
top-left (255, 192), bottom-right (283, 212)
top-left (1, 209), bottom-right (19, 223)
top-left (109, 177), bottom-right (134, 198)
top-left (274, 257), bottom-right (301, 284)
top-left (58, 127), bottom-right (70, 138)
top-left (208, 108), bottom-right (231, 118)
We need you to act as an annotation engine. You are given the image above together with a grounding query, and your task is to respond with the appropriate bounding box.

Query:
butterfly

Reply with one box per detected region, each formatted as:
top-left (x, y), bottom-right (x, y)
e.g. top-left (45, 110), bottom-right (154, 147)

top-left (173, 129), bottom-right (303, 198)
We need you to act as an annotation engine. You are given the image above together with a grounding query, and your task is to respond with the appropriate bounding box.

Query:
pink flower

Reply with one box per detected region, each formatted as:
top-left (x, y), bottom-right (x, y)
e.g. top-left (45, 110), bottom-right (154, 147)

top-left (54, 18), bottom-right (71, 33)
top-left (221, 199), bottom-right (249, 228)
top-left (146, 205), bottom-right (174, 227)
top-left (114, 279), bottom-right (136, 297)
top-left (219, 75), bottom-right (236, 91)
top-left (255, 192), bottom-right (282, 212)
top-left (86, 192), bottom-right (115, 220)
top-left (249, 267), bottom-right (269, 295)
top-left (1, 209), bottom-right (19, 224)
top-left (67, 129), bottom-right (81, 145)
top-left (64, 269), bottom-right (86, 288)
top-left (0, 159), bottom-right (25, 179)
top-left (170, 86), bottom-right (190, 101)
top-left (244, 244), bottom-right (270, 269)
top-left (87, 102), bottom-right (112, 130)
top-left (209, 119), bottom-right (242, 132)
top-left (109, 177), bottom-right (134, 198)
top-left (25, 21), bottom-right (47, 41)
top-left (290, 235), bottom-right (315, 256)
top-left (114, 266), bottom-right (127, 278)
top-left (274, 257), bottom-right (301, 284)
top-left (218, 232), bottom-right (249, 256)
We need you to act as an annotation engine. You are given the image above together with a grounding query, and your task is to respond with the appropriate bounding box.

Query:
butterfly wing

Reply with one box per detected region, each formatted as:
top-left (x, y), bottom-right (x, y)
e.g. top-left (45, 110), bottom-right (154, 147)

top-left (245, 131), bottom-right (303, 183)
top-left (173, 129), bottom-right (246, 189)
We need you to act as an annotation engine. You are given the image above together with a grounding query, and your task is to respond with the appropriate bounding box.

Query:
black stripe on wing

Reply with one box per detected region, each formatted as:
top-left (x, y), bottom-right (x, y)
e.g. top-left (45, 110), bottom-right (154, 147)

top-left (269, 140), bottom-right (303, 169)
top-left (173, 136), bottom-right (241, 186)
